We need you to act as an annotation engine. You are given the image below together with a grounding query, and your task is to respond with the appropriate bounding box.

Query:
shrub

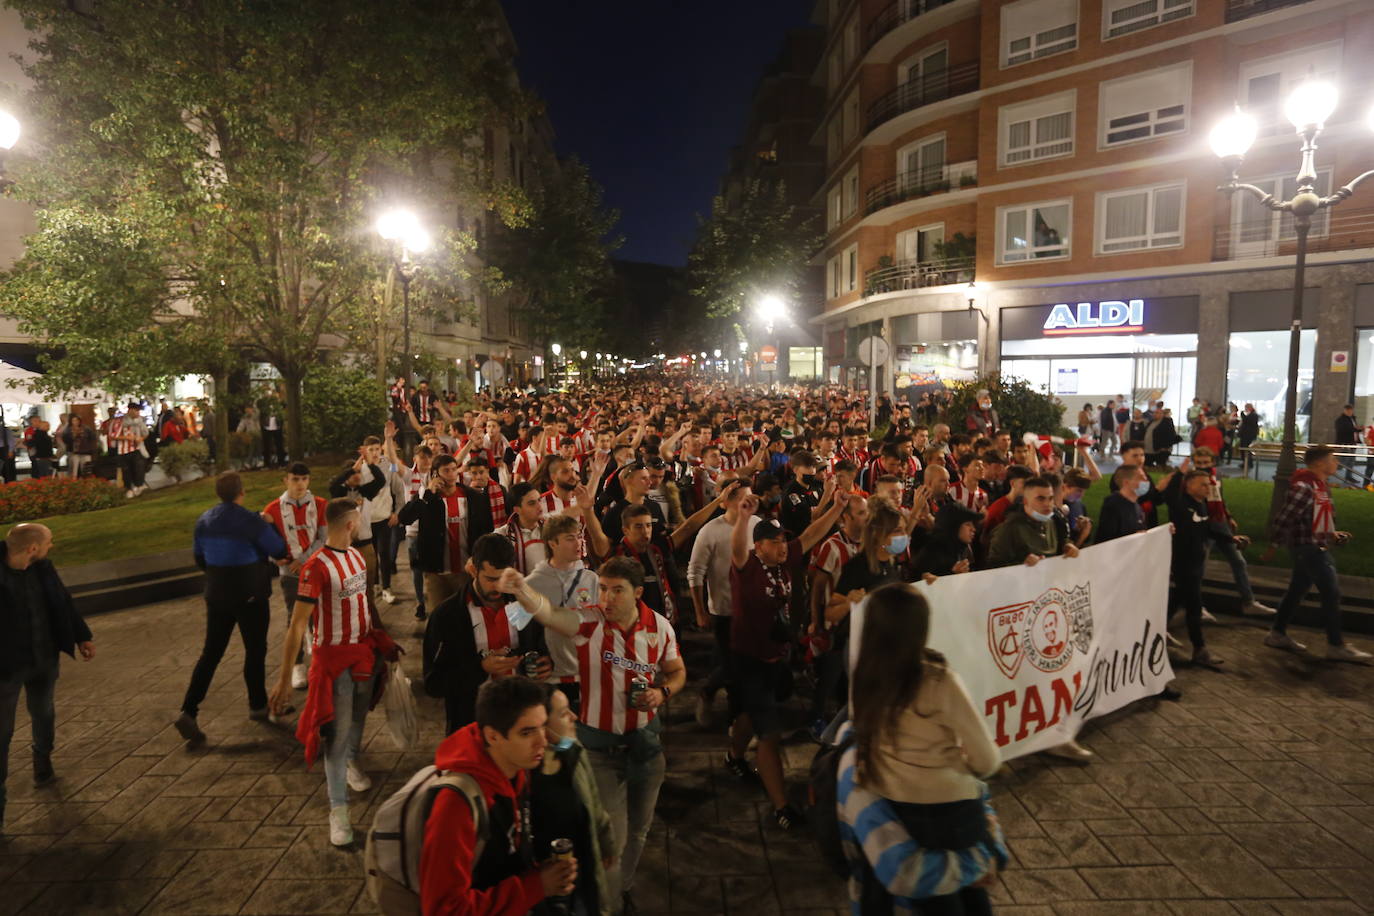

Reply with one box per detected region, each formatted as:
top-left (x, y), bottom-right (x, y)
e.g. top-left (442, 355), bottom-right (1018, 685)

top-left (944, 372), bottom-right (1076, 443)
top-left (0, 476), bottom-right (124, 523)
top-left (301, 361), bottom-right (388, 455)
top-left (158, 439), bottom-right (213, 482)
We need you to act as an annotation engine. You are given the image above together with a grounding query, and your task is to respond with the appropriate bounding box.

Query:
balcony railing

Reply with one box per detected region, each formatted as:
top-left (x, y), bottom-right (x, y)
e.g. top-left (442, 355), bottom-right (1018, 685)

top-left (866, 0), bottom-right (960, 50)
top-left (1211, 205), bottom-right (1374, 262)
top-left (865, 160), bottom-right (977, 215)
top-left (1224, 0), bottom-right (1315, 23)
top-left (863, 256), bottom-right (975, 297)
top-left (866, 62), bottom-right (979, 133)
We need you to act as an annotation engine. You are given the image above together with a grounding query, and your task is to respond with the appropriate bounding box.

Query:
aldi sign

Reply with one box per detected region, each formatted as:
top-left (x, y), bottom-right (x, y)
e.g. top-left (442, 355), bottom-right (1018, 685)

top-left (1043, 299), bottom-right (1145, 335)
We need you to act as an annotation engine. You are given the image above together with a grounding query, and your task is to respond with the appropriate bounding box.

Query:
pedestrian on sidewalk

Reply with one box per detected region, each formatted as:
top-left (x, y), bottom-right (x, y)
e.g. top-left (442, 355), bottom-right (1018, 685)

top-left (61, 415), bottom-right (97, 479)
top-left (1161, 470), bottom-right (1237, 668)
top-left (1182, 448), bottom-right (1275, 618)
top-left (174, 471), bottom-right (289, 746)
top-left (262, 462), bottom-right (329, 691)
top-left (0, 524), bottom-right (94, 833)
top-left (108, 401), bottom-right (149, 497)
top-left (269, 497), bottom-right (396, 846)
top-left (1263, 446), bottom-right (1372, 664)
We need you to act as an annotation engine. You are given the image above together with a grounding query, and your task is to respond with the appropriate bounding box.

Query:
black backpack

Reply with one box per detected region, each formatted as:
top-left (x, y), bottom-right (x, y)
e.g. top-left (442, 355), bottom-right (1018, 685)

top-left (807, 719), bottom-right (856, 878)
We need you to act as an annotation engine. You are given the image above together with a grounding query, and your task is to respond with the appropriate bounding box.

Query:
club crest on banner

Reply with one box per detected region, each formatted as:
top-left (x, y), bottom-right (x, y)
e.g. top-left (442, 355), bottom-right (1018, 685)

top-left (987, 585), bottom-right (1093, 678)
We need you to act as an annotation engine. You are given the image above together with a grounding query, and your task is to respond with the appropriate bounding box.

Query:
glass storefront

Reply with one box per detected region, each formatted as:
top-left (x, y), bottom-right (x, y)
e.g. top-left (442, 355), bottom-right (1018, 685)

top-left (891, 310), bottom-right (978, 395)
top-left (1225, 329), bottom-right (1315, 441)
top-left (999, 297), bottom-right (1199, 432)
top-left (1355, 328), bottom-right (1374, 421)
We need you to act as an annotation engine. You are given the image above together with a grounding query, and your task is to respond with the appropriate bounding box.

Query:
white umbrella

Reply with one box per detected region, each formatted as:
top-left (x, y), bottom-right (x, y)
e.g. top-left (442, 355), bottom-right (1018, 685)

top-left (0, 361), bottom-right (107, 406)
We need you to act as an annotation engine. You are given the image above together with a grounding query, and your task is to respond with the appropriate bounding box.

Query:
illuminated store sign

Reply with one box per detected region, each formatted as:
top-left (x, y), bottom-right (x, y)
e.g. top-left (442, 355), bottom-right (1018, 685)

top-left (1043, 299), bottom-right (1145, 335)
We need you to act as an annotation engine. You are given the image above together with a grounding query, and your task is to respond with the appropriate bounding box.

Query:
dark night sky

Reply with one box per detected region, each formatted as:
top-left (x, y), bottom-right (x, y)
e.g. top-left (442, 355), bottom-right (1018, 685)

top-left (501, 1), bottom-right (817, 267)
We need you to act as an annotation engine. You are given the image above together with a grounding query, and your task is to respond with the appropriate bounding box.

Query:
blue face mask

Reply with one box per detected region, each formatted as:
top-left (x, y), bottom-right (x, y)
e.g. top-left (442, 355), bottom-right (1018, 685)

top-left (505, 601), bottom-right (534, 631)
top-left (885, 534), bottom-right (910, 555)
top-left (1135, 480), bottom-right (1151, 497)
top-left (551, 733), bottom-right (575, 752)
top-left (1029, 509), bottom-right (1054, 522)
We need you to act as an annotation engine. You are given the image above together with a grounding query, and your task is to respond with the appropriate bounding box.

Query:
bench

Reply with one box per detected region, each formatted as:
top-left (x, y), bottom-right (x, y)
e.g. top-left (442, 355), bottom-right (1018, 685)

top-left (1241, 442), bottom-right (1370, 483)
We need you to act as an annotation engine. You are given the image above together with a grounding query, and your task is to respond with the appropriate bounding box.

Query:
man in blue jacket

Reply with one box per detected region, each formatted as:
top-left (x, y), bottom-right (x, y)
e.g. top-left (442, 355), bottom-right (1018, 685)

top-left (0, 523), bottom-right (94, 834)
top-left (174, 471), bottom-right (287, 746)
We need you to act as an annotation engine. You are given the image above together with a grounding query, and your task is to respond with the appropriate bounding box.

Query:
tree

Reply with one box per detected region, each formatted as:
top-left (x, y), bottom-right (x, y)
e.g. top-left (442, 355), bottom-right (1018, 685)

top-left (487, 157), bottom-right (621, 353)
top-left (0, 0), bottom-right (530, 461)
top-left (945, 372), bottom-right (1075, 441)
top-left (686, 179), bottom-right (820, 321)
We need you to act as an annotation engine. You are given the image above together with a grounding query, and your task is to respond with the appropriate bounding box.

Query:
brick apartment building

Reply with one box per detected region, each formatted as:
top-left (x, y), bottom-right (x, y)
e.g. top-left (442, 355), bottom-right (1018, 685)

top-left (814, 0), bottom-right (1374, 439)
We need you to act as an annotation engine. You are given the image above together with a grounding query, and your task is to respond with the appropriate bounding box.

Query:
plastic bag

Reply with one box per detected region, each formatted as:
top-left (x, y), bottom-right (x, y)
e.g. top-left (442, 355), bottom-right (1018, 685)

top-left (382, 660), bottom-right (418, 750)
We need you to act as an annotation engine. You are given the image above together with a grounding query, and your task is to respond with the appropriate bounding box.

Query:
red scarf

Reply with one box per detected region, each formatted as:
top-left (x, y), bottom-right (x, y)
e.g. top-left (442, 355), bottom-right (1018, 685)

top-left (618, 537), bottom-right (676, 622)
top-left (1291, 468), bottom-right (1335, 541)
top-left (486, 480), bottom-right (506, 523)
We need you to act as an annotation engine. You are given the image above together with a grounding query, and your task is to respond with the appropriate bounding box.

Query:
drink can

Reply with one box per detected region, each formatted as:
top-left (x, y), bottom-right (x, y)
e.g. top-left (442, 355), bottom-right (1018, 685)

top-left (628, 675), bottom-right (650, 708)
top-left (551, 837), bottom-right (574, 860)
top-left (521, 651), bottom-right (542, 678)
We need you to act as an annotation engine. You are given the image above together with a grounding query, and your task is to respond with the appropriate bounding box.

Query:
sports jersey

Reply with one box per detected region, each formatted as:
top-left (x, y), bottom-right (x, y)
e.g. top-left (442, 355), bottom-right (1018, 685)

top-left (402, 465), bottom-right (428, 537)
top-left (297, 545), bottom-right (370, 649)
top-left (263, 491), bottom-right (328, 562)
top-left (574, 602), bottom-right (680, 735)
top-left (949, 479), bottom-right (989, 513)
top-left (465, 587), bottom-right (516, 656)
top-left (496, 518), bottom-right (545, 574)
top-left (440, 491), bottom-right (469, 573)
top-left (511, 445), bottom-right (543, 483)
top-left (717, 446), bottom-right (753, 472)
top-left (810, 530), bottom-right (861, 581)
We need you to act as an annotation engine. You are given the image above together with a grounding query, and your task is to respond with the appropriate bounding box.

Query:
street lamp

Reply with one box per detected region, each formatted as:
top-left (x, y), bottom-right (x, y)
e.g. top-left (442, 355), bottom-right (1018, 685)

top-left (376, 208), bottom-right (431, 383)
top-left (1210, 79), bottom-right (1374, 518)
top-left (966, 281), bottom-right (989, 371)
top-left (0, 110), bottom-right (20, 188)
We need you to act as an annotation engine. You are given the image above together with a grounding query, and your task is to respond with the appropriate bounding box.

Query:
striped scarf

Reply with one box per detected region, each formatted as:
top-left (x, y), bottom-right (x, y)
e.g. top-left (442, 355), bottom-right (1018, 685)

top-left (1291, 468), bottom-right (1335, 541)
top-left (485, 480), bottom-right (506, 524)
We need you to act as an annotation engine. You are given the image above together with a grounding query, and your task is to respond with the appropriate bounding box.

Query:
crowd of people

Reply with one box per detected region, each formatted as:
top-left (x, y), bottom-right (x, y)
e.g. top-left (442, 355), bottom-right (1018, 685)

top-left (2, 376), bottom-right (1370, 915)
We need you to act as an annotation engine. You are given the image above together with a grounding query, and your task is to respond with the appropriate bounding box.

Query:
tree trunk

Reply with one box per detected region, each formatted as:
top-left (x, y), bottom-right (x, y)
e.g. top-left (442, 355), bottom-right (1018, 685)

top-left (212, 369), bottom-right (232, 473)
top-left (283, 366), bottom-right (305, 462)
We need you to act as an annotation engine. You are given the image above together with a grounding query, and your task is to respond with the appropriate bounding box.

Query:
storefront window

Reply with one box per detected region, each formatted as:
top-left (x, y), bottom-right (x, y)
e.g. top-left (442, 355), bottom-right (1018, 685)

top-left (894, 339), bottom-right (978, 391)
top-left (789, 347), bottom-right (822, 380)
top-left (1225, 329), bottom-right (1315, 441)
top-left (1355, 328), bottom-right (1374, 421)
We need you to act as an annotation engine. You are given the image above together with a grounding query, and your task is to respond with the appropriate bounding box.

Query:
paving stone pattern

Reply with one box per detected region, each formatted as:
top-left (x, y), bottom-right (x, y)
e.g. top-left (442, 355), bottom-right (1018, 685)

top-left (2, 570), bottom-right (1373, 914)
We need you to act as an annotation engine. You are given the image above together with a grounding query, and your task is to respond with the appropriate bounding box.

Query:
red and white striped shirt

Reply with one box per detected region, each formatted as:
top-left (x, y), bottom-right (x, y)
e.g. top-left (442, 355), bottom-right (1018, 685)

top-left (575, 602), bottom-right (680, 735)
top-left (297, 546), bottom-right (370, 649)
top-left (949, 479), bottom-right (989, 513)
top-left (512, 446), bottom-right (543, 483)
top-left (263, 492), bottom-right (328, 562)
top-left (717, 446), bottom-right (753, 472)
top-left (466, 589), bottom-right (516, 656)
top-left (810, 530), bottom-right (861, 581)
top-left (441, 492), bottom-right (469, 574)
top-left (108, 415), bottom-right (147, 455)
top-left (837, 446), bottom-right (869, 468)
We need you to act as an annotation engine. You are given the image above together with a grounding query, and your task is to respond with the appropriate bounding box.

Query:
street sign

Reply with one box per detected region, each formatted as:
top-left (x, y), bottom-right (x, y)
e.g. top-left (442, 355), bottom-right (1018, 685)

top-left (858, 336), bottom-right (889, 367)
top-left (481, 359), bottom-right (506, 385)
top-left (759, 345), bottom-right (778, 370)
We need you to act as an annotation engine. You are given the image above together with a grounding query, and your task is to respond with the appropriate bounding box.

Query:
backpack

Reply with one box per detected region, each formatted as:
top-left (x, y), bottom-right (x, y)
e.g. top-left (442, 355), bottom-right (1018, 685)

top-left (807, 717), bottom-right (857, 879)
top-left (365, 765), bottom-right (488, 916)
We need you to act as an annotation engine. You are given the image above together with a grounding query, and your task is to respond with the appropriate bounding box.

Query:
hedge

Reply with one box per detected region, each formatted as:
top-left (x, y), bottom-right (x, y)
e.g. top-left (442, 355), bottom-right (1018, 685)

top-left (0, 476), bottom-right (125, 523)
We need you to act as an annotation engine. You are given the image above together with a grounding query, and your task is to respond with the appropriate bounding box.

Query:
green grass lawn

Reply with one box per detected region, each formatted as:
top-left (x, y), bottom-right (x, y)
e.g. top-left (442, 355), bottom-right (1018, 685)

top-left (4, 460), bottom-right (341, 569)
top-left (1079, 473), bottom-right (1374, 578)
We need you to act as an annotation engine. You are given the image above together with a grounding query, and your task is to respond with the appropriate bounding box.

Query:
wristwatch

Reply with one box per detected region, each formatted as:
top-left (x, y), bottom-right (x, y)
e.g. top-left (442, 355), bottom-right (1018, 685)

top-left (660, 685), bottom-right (672, 700)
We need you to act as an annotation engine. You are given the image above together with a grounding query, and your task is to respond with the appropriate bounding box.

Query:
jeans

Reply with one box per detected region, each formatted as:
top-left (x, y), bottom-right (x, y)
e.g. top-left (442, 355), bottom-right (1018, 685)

top-left (261, 427), bottom-right (285, 467)
top-left (1274, 544), bottom-right (1345, 647)
top-left (370, 522), bottom-right (394, 589)
top-left (68, 454), bottom-right (91, 478)
top-left (282, 574), bottom-right (312, 666)
top-left (407, 536), bottom-right (425, 610)
top-left (702, 614), bottom-right (732, 705)
top-left (585, 739), bottom-right (665, 897)
top-left (322, 665), bottom-right (375, 808)
top-left (181, 567), bottom-right (271, 716)
top-left (0, 660), bottom-right (59, 815)
top-left (1204, 537), bottom-right (1254, 604)
top-left (1171, 566), bottom-right (1206, 651)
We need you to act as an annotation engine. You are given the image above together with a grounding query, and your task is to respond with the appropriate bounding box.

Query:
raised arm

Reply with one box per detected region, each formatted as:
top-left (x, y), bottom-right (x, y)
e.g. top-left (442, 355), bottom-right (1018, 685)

top-left (669, 479), bottom-right (740, 550)
top-left (798, 489), bottom-right (847, 554)
top-left (731, 493), bottom-right (759, 570)
top-left (498, 568), bottom-right (583, 637)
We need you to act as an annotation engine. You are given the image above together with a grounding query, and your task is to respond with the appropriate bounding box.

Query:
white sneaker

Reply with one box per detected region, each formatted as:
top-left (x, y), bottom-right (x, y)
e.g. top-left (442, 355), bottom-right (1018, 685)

top-left (1264, 630), bottom-right (1307, 653)
top-left (1200, 607), bottom-right (1217, 623)
top-left (1243, 600), bottom-right (1277, 616)
top-left (1165, 632), bottom-right (1184, 650)
top-left (346, 762), bottom-right (372, 792)
top-left (1044, 740), bottom-right (1094, 763)
top-left (328, 805), bottom-right (353, 846)
top-left (1326, 644), bottom-right (1374, 665)
top-left (380, 589), bottom-right (396, 605)
top-left (290, 664), bottom-right (308, 690)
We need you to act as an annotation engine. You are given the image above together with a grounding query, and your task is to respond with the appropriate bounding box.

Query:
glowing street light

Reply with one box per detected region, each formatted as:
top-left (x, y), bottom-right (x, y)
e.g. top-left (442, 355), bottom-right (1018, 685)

top-left (0, 111), bottom-right (20, 151)
top-left (375, 208), bottom-right (432, 382)
top-left (550, 343), bottom-right (562, 357)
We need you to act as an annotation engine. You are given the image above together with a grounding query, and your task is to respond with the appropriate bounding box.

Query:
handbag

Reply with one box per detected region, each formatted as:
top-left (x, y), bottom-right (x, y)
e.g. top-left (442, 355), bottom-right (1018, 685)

top-left (381, 660), bottom-right (419, 750)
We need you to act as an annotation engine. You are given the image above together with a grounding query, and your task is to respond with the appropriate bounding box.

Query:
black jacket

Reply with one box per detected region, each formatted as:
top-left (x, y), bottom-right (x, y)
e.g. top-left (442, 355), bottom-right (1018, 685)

top-left (0, 544), bottom-right (92, 678)
top-left (1239, 411), bottom-right (1261, 443)
top-left (912, 503), bottom-right (980, 577)
top-left (422, 585), bottom-right (543, 734)
top-left (1096, 493), bottom-right (1146, 544)
top-left (328, 463), bottom-right (385, 502)
top-left (1336, 413), bottom-right (1360, 445)
top-left (397, 484), bottom-right (487, 574)
top-left (1163, 477), bottom-right (1231, 572)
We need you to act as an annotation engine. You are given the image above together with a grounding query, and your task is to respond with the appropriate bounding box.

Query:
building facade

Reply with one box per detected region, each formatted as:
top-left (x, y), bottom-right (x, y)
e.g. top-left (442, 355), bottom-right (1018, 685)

top-left (814, 0), bottom-right (1374, 440)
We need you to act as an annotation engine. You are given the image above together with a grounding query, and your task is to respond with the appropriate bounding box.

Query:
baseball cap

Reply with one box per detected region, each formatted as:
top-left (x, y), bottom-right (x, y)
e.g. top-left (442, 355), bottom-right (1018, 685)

top-left (752, 519), bottom-right (788, 543)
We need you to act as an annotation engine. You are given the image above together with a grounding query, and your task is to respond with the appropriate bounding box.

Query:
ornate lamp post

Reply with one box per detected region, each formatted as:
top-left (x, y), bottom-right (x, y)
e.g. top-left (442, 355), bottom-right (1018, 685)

top-left (375, 209), bottom-right (431, 383)
top-left (1210, 80), bottom-right (1374, 518)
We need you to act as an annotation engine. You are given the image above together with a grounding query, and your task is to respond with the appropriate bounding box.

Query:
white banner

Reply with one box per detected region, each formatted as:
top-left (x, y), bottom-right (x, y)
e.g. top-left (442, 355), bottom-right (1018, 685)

top-left (852, 526), bottom-right (1175, 760)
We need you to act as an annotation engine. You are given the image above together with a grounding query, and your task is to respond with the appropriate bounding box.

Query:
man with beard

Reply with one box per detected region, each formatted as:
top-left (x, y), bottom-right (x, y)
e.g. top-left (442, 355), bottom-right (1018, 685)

top-left (541, 454), bottom-right (611, 561)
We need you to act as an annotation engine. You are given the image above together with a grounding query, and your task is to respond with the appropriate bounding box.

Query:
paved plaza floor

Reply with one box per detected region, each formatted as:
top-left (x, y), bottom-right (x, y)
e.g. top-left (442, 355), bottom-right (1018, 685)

top-left (2, 572), bottom-right (1373, 915)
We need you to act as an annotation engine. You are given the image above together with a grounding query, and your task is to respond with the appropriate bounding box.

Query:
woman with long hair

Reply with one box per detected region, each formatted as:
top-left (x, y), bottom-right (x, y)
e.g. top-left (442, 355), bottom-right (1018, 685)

top-left (835, 500), bottom-right (906, 596)
top-left (850, 583), bottom-right (1001, 914)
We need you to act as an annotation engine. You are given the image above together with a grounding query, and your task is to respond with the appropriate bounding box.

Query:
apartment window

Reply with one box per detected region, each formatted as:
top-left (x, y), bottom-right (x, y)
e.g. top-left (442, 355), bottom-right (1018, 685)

top-left (1232, 170), bottom-right (1333, 255)
top-left (1100, 62), bottom-right (1190, 148)
top-left (1103, 0), bottom-right (1193, 38)
top-left (827, 185), bottom-right (843, 230)
top-left (1096, 183), bottom-right (1184, 253)
top-left (844, 166), bottom-right (859, 218)
top-left (827, 254), bottom-right (842, 299)
top-left (1003, 0), bottom-right (1078, 67)
top-left (1240, 42), bottom-right (1342, 135)
top-left (999, 200), bottom-right (1071, 263)
top-left (1000, 91), bottom-right (1075, 166)
top-left (897, 134), bottom-right (946, 192)
top-left (843, 89), bottom-right (860, 143)
top-left (845, 244), bottom-right (859, 292)
top-left (897, 224), bottom-right (945, 263)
